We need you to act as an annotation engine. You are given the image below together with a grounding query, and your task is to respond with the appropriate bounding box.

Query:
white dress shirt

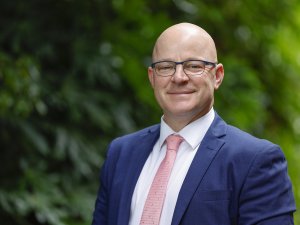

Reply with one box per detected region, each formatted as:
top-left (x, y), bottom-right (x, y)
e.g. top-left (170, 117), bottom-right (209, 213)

top-left (129, 108), bottom-right (215, 225)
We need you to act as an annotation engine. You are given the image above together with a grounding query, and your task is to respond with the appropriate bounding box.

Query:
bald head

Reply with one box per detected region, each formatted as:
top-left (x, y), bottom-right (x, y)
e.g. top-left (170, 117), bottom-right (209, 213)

top-left (152, 23), bottom-right (218, 63)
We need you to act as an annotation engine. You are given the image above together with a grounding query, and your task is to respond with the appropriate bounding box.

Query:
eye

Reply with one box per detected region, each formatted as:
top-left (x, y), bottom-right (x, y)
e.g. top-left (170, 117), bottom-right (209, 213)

top-left (185, 61), bottom-right (205, 71)
top-left (157, 63), bottom-right (174, 71)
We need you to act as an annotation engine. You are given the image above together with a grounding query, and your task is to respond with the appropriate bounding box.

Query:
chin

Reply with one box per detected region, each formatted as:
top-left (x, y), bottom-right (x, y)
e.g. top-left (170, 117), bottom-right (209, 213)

top-left (167, 107), bottom-right (196, 117)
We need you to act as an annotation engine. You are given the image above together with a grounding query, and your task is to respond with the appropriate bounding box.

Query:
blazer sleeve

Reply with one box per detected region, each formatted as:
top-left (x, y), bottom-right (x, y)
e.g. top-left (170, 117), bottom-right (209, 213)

top-left (91, 158), bottom-right (109, 225)
top-left (238, 144), bottom-right (296, 225)
top-left (91, 141), bottom-right (118, 225)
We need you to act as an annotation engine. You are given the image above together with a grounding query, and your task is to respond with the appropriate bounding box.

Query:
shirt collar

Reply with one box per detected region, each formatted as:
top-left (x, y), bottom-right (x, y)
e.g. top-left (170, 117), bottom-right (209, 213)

top-left (159, 108), bottom-right (215, 150)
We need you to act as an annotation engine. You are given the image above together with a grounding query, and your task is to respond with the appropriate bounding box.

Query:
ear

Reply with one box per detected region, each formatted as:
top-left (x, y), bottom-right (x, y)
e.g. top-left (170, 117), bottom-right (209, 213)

top-left (214, 63), bottom-right (224, 90)
top-left (148, 66), bottom-right (155, 88)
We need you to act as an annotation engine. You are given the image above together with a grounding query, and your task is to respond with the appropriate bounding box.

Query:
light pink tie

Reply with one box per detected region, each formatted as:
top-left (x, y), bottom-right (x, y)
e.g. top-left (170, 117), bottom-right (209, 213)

top-left (140, 134), bottom-right (183, 225)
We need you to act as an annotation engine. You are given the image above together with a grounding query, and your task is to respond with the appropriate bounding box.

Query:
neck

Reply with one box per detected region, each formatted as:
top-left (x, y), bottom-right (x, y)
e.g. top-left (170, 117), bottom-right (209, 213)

top-left (163, 107), bottom-right (212, 132)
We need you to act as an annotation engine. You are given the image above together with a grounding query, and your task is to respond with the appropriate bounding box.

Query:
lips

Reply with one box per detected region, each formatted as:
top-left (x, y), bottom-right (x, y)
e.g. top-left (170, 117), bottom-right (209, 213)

top-left (167, 90), bottom-right (195, 94)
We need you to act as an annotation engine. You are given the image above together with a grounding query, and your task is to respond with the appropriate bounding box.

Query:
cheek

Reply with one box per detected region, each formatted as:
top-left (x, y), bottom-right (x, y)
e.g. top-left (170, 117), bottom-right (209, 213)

top-left (194, 79), bottom-right (215, 102)
top-left (194, 76), bottom-right (213, 90)
top-left (152, 80), bottom-right (168, 102)
top-left (152, 77), bottom-right (170, 91)
top-left (201, 75), bottom-right (216, 92)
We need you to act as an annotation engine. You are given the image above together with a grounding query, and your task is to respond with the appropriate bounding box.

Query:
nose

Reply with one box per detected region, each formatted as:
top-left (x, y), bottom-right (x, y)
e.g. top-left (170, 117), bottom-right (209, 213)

top-left (171, 64), bottom-right (189, 83)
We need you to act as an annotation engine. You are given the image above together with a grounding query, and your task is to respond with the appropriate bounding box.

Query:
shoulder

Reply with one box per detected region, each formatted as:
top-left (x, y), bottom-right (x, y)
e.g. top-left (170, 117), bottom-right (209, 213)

top-left (226, 124), bottom-right (285, 164)
top-left (111, 124), bottom-right (160, 145)
top-left (105, 124), bottom-right (160, 156)
top-left (212, 113), bottom-right (282, 160)
top-left (226, 124), bottom-right (275, 148)
top-left (213, 113), bottom-right (276, 146)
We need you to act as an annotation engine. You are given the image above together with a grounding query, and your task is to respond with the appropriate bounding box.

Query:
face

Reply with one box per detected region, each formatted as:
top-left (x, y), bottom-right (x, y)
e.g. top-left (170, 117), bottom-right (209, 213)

top-left (148, 24), bottom-right (224, 127)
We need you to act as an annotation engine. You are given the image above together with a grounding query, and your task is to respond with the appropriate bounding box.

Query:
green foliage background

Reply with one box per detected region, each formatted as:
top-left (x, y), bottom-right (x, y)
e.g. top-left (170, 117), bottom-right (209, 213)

top-left (0, 0), bottom-right (299, 224)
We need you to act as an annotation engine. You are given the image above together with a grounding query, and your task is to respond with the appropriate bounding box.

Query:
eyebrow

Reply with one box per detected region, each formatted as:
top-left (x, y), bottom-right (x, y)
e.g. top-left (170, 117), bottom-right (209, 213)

top-left (153, 57), bottom-right (207, 63)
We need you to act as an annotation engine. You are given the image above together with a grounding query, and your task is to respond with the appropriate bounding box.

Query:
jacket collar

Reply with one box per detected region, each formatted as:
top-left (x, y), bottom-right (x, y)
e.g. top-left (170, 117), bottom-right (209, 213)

top-left (117, 124), bottom-right (160, 225)
top-left (171, 113), bottom-right (227, 225)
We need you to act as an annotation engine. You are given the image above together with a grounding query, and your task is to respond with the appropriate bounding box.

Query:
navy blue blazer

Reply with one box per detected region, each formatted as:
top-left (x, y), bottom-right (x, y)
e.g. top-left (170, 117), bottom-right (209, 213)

top-left (92, 113), bottom-right (296, 225)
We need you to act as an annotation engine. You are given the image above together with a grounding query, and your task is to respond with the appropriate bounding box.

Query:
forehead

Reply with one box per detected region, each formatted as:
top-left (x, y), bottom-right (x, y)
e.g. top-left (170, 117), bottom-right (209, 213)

top-left (153, 30), bottom-right (216, 62)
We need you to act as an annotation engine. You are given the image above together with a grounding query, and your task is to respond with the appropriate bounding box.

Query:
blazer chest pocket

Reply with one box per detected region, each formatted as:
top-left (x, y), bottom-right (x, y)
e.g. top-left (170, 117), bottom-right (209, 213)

top-left (181, 190), bottom-right (233, 225)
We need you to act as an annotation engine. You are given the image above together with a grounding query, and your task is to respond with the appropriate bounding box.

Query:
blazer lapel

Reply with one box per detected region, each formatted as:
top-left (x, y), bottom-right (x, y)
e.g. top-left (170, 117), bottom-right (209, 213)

top-left (171, 115), bottom-right (227, 225)
top-left (117, 125), bottom-right (160, 225)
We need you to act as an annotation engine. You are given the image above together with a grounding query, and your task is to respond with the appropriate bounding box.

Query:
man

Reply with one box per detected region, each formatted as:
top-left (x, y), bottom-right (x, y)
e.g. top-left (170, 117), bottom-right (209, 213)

top-left (92, 23), bottom-right (296, 225)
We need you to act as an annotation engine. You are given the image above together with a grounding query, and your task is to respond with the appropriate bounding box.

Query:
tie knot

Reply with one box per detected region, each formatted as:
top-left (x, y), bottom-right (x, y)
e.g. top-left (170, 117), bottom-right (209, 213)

top-left (166, 135), bottom-right (183, 152)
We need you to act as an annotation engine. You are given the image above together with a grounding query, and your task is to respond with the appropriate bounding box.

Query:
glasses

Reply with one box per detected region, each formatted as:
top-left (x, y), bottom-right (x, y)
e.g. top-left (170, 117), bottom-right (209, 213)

top-left (151, 59), bottom-right (217, 77)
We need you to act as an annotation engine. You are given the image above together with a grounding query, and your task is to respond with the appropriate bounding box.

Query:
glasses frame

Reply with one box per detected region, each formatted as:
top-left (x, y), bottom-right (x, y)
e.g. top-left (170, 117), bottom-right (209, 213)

top-left (151, 59), bottom-right (218, 77)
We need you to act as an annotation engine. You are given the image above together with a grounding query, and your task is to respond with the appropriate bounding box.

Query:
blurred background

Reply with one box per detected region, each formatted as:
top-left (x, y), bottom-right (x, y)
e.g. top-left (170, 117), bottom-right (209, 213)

top-left (0, 0), bottom-right (299, 224)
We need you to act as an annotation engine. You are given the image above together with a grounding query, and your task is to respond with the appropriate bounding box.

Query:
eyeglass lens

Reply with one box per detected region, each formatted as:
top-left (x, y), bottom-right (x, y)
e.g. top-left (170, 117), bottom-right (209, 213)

top-left (155, 60), bottom-right (207, 76)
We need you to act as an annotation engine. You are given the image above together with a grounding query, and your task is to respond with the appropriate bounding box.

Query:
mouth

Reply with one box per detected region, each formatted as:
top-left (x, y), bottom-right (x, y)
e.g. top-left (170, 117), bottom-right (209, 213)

top-left (167, 90), bottom-right (195, 95)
